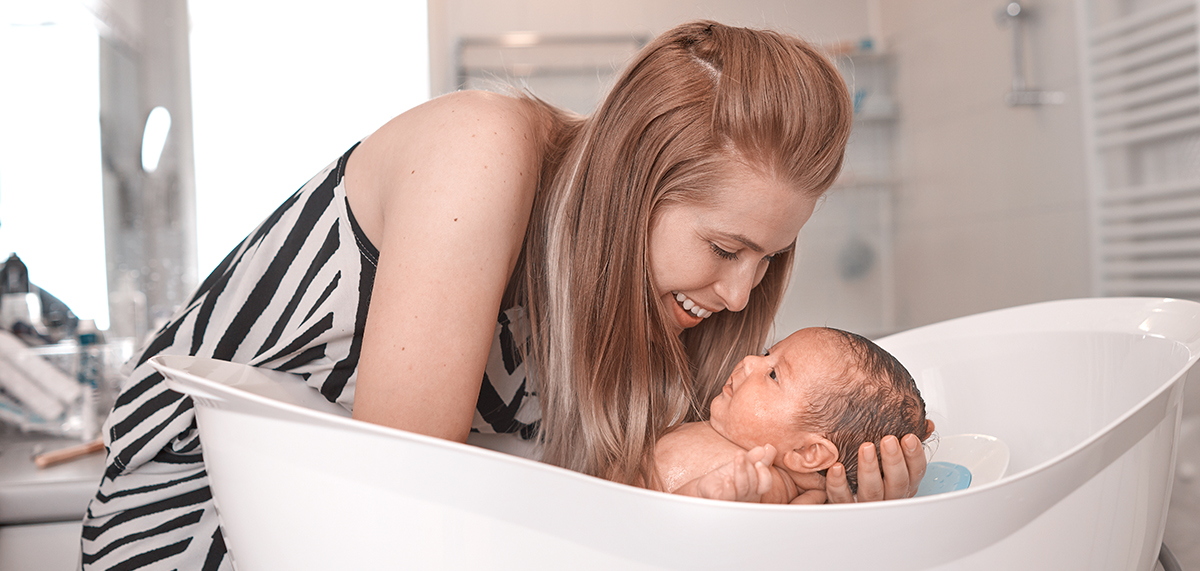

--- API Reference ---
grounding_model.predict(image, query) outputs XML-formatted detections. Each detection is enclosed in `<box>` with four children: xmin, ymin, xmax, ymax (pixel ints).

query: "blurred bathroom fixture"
<box><xmin>997</xmin><ymin>2</ymin><xmax>1066</xmax><ymax>106</ymax></box>
<box><xmin>457</xmin><ymin>32</ymin><xmax>647</xmax><ymax>114</ymax></box>
<box><xmin>1080</xmin><ymin>0</ymin><xmax>1200</xmax><ymax>301</ymax></box>
<box><xmin>838</xmin><ymin>236</ymin><xmax>877</xmax><ymax>281</ymax></box>
<box><xmin>99</xmin><ymin>0</ymin><xmax>198</xmax><ymax>332</ymax></box>
<box><xmin>140</xmin><ymin>106</ymin><xmax>171</xmax><ymax>173</ymax></box>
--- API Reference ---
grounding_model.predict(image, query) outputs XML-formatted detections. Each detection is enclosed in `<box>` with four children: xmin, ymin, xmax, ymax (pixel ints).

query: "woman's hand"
<box><xmin>826</xmin><ymin>434</ymin><xmax>928</xmax><ymax>503</ymax></box>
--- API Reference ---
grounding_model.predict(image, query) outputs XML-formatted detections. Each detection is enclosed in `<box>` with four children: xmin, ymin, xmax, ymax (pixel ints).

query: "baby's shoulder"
<box><xmin>657</xmin><ymin>422</ymin><xmax>727</xmax><ymax>450</ymax></box>
<box><xmin>655</xmin><ymin>423</ymin><xmax>744</xmax><ymax>477</ymax></box>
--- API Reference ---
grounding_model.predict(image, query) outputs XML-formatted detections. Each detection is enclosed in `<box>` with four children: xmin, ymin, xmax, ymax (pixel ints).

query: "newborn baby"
<box><xmin>654</xmin><ymin>327</ymin><xmax>932</xmax><ymax>503</ymax></box>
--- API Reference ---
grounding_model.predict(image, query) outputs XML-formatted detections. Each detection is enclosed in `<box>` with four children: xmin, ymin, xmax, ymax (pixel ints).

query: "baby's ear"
<box><xmin>782</xmin><ymin>435</ymin><xmax>838</xmax><ymax>473</ymax></box>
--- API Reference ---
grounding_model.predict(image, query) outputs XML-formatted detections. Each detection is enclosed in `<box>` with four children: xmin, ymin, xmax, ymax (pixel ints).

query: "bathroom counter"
<box><xmin>0</xmin><ymin>434</ymin><xmax>104</xmax><ymax>524</ymax></box>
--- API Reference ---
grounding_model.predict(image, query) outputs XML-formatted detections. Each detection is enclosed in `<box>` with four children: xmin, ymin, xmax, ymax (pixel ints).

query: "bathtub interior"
<box><xmin>884</xmin><ymin>330</ymin><xmax>1192</xmax><ymax>475</ymax></box>
<box><xmin>154</xmin><ymin>297</ymin><xmax>1200</xmax><ymax>570</ymax></box>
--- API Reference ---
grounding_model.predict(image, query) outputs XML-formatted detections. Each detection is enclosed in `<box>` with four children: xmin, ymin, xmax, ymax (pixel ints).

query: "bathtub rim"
<box><xmin>153</xmin><ymin>295</ymin><xmax>1200</xmax><ymax>514</ymax></box>
<box><xmin>873</xmin><ymin>296</ymin><xmax>1199</xmax><ymax>498</ymax></box>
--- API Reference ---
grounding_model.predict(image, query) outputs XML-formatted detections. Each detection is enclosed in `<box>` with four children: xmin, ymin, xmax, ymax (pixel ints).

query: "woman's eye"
<box><xmin>710</xmin><ymin>243</ymin><xmax>738</xmax><ymax>261</ymax></box>
<box><xmin>769</xmin><ymin>369</ymin><xmax>777</xmax><ymax>380</ymax></box>
<box><xmin>763</xmin><ymin>349</ymin><xmax>770</xmax><ymax>356</ymax></box>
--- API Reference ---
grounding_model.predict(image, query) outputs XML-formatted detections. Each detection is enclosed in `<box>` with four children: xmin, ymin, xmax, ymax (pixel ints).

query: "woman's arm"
<box><xmin>346</xmin><ymin>91</ymin><xmax>543</xmax><ymax>442</ymax></box>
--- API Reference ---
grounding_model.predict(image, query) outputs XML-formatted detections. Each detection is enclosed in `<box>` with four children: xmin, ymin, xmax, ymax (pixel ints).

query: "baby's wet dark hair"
<box><xmin>797</xmin><ymin>328</ymin><xmax>930</xmax><ymax>494</ymax></box>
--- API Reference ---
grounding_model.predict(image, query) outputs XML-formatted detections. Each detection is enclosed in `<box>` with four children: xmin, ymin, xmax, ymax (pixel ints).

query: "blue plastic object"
<box><xmin>915</xmin><ymin>461</ymin><xmax>973</xmax><ymax>497</ymax></box>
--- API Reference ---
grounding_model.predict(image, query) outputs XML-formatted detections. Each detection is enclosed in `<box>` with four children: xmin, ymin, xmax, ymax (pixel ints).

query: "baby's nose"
<box><xmin>740</xmin><ymin>354</ymin><xmax>768</xmax><ymax>377</ymax></box>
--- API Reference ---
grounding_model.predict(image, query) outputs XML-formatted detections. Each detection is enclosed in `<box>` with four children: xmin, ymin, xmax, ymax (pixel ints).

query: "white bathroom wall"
<box><xmin>429</xmin><ymin>0</ymin><xmax>873</xmax><ymax>100</ymax></box>
<box><xmin>430</xmin><ymin>0</ymin><xmax>887</xmax><ymax>340</ymax></box>
<box><xmin>430</xmin><ymin>1</ymin><xmax>1094</xmax><ymax>335</ymax></box>
<box><xmin>878</xmin><ymin>1</ymin><xmax>1093</xmax><ymax>329</ymax></box>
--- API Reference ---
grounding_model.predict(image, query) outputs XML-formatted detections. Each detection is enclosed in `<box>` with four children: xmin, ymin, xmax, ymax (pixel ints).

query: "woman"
<box><xmin>83</xmin><ymin>21</ymin><xmax>928</xmax><ymax>570</ymax></box>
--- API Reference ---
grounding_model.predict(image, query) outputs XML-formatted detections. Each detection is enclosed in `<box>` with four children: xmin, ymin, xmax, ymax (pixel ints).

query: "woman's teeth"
<box><xmin>674</xmin><ymin>292</ymin><xmax>713</xmax><ymax>318</ymax></box>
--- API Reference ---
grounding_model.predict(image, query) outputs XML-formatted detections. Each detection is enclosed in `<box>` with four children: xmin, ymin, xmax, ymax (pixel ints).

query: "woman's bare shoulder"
<box><xmin>346</xmin><ymin>90</ymin><xmax>545</xmax><ymax>243</ymax></box>
<box><xmin>372</xmin><ymin>90</ymin><xmax>543</xmax><ymax>154</ymax></box>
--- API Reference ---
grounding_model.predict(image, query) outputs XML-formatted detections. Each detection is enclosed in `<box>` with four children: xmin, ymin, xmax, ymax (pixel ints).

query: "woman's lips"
<box><xmin>669</xmin><ymin>291</ymin><xmax>714</xmax><ymax>329</ymax></box>
<box><xmin>670</xmin><ymin>297</ymin><xmax>703</xmax><ymax>329</ymax></box>
<box><xmin>674</xmin><ymin>292</ymin><xmax>713</xmax><ymax>318</ymax></box>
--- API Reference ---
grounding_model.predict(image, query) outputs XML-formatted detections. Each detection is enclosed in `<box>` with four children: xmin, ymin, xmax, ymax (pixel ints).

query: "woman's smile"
<box><xmin>648</xmin><ymin>161</ymin><xmax>817</xmax><ymax>333</ymax></box>
<box><xmin>674</xmin><ymin>291</ymin><xmax>714</xmax><ymax>318</ymax></box>
<box><xmin>669</xmin><ymin>291</ymin><xmax>715</xmax><ymax>330</ymax></box>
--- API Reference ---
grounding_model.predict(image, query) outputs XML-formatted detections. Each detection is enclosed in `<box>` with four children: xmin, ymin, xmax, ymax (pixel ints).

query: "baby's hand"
<box><xmin>695</xmin><ymin>444</ymin><xmax>777</xmax><ymax>502</ymax></box>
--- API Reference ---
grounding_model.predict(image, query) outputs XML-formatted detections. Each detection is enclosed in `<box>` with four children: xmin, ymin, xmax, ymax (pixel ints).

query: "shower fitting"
<box><xmin>997</xmin><ymin>2</ymin><xmax>1065</xmax><ymax>106</ymax></box>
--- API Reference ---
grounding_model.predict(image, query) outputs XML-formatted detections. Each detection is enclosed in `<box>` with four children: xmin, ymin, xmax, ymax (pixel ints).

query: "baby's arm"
<box><xmin>672</xmin><ymin>445</ymin><xmax>782</xmax><ymax>503</ymax></box>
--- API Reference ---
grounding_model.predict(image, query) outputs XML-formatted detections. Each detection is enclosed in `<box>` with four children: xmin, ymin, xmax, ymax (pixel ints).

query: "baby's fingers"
<box><xmin>745</xmin><ymin>444</ymin><xmax>776</xmax><ymax>466</ymax></box>
<box><xmin>754</xmin><ymin>458</ymin><xmax>774</xmax><ymax>496</ymax></box>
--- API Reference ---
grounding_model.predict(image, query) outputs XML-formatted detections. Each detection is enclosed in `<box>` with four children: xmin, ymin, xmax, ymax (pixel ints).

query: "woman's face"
<box><xmin>648</xmin><ymin>163</ymin><xmax>817</xmax><ymax>332</ymax></box>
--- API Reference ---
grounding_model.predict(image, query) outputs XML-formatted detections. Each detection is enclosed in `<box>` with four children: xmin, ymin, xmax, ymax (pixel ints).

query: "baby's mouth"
<box><xmin>672</xmin><ymin>292</ymin><xmax>713</xmax><ymax>319</ymax></box>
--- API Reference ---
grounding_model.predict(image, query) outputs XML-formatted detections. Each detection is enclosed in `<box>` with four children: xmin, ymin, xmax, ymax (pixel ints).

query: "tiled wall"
<box><xmin>878</xmin><ymin>1</ymin><xmax>1093</xmax><ymax>330</ymax></box>
<box><xmin>430</xmin><ymin>0</ymin><xmax>1095</xmax><ymax>333</ymax></box>
<box><xmin>429</xmin><ymin>0</ymin><xmax>873</xmax><ymax>98</ymax></box>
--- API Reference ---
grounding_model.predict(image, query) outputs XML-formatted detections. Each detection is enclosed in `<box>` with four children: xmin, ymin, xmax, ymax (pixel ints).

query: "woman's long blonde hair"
<box><xmin>514</xmin><ymin>21</ymin><xmax>853</xmax><ymax>484</ymax></box>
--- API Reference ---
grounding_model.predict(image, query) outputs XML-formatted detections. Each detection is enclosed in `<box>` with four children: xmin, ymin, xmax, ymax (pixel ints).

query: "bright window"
<box><xmin>0</xmin><ymin>3</ymin><xmax>106</xmax><ymax>328</ymax></box>
<box><xmin>188</xmin><ymin>0</ymin><xmax>431</xmax><ymax>276</ymax></box>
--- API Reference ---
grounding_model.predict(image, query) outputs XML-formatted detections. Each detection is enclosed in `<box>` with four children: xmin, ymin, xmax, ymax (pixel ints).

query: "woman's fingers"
<box><xmin>855</xmin><ymin>442</ymin><xmax>885</xmax><ymax>502</ymax></box>
<box><xmin>829</xmin><ymin>434</ymin><xmax>930</xmax><ymax>503</ymax></box>
<box><xmin>901</xmin><ymin>433</ymin><xmax>928</xmax><ymax>497</ymax></box>
<box><xmin>879</xmin><ymin>435</ymin><xmax>911</xmax><ymax>500</ymax></box>
<box><xmin>825</xmin><ymin>463</ymin><xmax>855</xmax><ymax>503</ymax></box>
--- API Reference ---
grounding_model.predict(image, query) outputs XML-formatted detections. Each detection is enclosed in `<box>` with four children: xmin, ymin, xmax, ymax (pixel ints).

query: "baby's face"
<box><xmin>709</xmin><ymin>328</ymin><xmax>843</xmax><ymax>452</ymax></box>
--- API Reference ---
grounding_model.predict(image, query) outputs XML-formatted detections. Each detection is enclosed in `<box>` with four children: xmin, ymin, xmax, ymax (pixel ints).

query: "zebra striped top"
<box><xmin>82</xmin><ymin>144</ymin><xmax>541</xmax><ymax>570</ymax></box>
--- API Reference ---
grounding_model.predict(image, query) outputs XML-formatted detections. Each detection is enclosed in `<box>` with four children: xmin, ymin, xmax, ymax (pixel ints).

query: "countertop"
<box><xmin>0</xmin><ymin>433</ymin><xmax>105</xmax><ymax>524</ymax></box>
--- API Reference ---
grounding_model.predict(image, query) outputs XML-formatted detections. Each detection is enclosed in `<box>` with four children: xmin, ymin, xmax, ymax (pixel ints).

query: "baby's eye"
<box><xmin>763</xmin><ymin>349</ymin><xmax>770</xmax><ymax>356</ymax></box>
<box><xmin>769</xmin><ymin>369</ymin><xmax>777</xmax><ymax>380</ymax></box>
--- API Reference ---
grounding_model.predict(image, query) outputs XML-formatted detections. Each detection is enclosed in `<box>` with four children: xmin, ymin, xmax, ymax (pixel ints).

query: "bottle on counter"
<box><xmin>108</xmin><ymin>270</ymin><xmax>148</xmax><ymax>343</ymax></box>
<box><xmin>76</xmin><ymin>319</ymin><xmax>103</xmax><ymax>442</ymax></box>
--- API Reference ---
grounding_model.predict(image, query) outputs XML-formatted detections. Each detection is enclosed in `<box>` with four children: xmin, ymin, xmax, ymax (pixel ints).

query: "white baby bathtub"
<box><xmin>153</xmin><ymin>297</ymin><xmax>1200</xmax><ymax>570</ymax></box>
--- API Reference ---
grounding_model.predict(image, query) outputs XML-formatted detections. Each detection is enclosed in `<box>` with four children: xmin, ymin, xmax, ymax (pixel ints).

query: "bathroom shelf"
<box><xmin>776</xmin><ymin>51</ymin><xmax>898</xmax><ymax>339</ymax></box>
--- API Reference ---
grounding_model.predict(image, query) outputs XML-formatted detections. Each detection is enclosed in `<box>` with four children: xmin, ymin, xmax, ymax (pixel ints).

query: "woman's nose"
<box><xmin>714</xmin><ymin>263</ymin><xmax>759</xmax><ymax>312</ymax></box>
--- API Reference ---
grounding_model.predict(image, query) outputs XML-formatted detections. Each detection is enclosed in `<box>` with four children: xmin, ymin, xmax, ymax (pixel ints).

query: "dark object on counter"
<box><xmin>32</xmin><ymin>284</ymin><xmax>79</xmax><ymax>339</ymax></box>
<box><xmin>2</xmin><ymin>254</ymin><xmax>29</xmax><ymax>294</ymax></box>
<box><xmin>1</xmin><ymin>254</ymin><xmax>79</xmax><ymax>343</ymax></box>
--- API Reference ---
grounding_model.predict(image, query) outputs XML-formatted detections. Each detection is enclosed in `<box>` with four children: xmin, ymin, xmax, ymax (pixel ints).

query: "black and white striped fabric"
<box><xmin>81</xmin><ymin>144</ymin><xmax>540</xmax><ymax>570</ymax></box>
